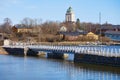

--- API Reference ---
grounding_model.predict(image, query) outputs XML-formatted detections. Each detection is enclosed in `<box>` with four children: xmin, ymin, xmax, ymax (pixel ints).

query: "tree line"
<box><xmin>0</xmin><ymin>17</ymin><xmax>111</xmax><ymax>42</ymax></box>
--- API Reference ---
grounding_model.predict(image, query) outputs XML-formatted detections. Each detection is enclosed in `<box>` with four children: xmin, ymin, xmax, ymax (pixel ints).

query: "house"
<box><xmin>105</xmin><ymin>31</ymin><xmax>120</xmax><ymax>41</ymax></box>
<box><xmin>12</xmin><ymin>25</ymin><xmax>41</xmax><ymax>33</ymax></box>
<box><xmin>86</xmin><ymin>32</ymin><xmax>99</xmax><ymax>40</ymax></box>
<box><xmin>59</xmin><ymin>31</ymin><xmax>86</xmax><ymax>41</ymax></box>
<box><xmin>96</xmin><ymin>25</ymin><xmax>120</xmax><ymax>35</ymax></box>
<box><xmin>60</xmin><ymin>26</ymin><xmax>67</xmax><ymax>32</ymax></box>
<box><xmin>17</xmin><ymin>27</ymin><xmax>33</xmax><ymax>33</ymax></box>
<box><xmin>12</xmin><ymin>26</ymin><xmax>33</xmax><ymax>33</ymax></box>
<box><xmin>12</xmin><ymin>26</ymin><xmax>18</xmax><ymax>33</ymax></box>
<box><xmin>4</xmin><ymin>39</ymin><xmax>12</xmax><ymax>46</ymax></box>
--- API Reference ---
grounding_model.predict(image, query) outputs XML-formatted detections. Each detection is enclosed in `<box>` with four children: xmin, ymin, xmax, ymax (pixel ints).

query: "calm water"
<box><xmin>0</xmin><ymin>55</ymin><xmax>120</xmax><ymax>80</ymax></box>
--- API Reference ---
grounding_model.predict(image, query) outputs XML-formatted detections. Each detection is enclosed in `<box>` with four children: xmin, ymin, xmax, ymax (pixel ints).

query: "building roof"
<box><xmin>100</xmin><ymin>25</ymin><xmax>120</xmax><ymax>29</ymax></box>
<box><xmin>87</xmin><ymin>32</ymin><xmax>95</xmax><ymax>35</ymax></box>
<box><xmin>17</xmin><ymin>27</ymin><xmax>32</xmax><ymax>29</ymax></box>
<box><xmin>60</xmin><ymin>26</ymin><xmax>67</xmax><ymax>32</ymax></box>
<box><xmin>59</xmin><ymin>31</ymin><xmax>86</xmax><ymax>36</ymax></box>
<box><xmin>105</xmin><ymin>31</ymin><xmax>120</xmax><ymax>35</ymax></box>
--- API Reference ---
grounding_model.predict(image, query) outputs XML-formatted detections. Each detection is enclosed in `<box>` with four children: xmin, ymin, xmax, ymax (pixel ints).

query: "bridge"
<box><xmin>4</xmin><ymin>44</ymin><xmax>120</xmax><ymax>57</ymax></box>
<box><xmin>2</xmin><ymin>41</ymin><xmax>120</xmax><ymax>66</ymax></box>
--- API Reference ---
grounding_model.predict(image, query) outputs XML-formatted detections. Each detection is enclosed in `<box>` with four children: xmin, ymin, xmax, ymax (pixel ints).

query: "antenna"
<box><xmin>99</xmin><ymin>12</ymin><xmax>103</xmax><ymax>54</ymax></box>
<box><xmin>99</xmin><ymin>12</ymin><xmax>102</xmax><ymax>36</ymax></box>
<box><xmin>99</xmin><ymin>12</ymin><xmax>101</xmax><ymax>25</ymax></box>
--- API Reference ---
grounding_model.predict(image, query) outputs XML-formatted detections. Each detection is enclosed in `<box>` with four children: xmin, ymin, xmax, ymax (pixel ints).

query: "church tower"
<box><xmin>65</xmin><ymin>6</ymin><xmax>75</xmax><ymax>22</ymax></box>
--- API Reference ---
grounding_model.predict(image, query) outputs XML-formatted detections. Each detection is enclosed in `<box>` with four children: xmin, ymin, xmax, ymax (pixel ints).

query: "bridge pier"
<box><xmin>74</xmin><ymin>53</ymin><xmax>120</xmax><ymax>66</ymax></box>
<box><xmin>3</xmin><ymin>47</ymin><xmax>24</xmax><ymax>56</ymax></box>
<box><xmin>74</xmin><ymin>53</ymin><xmax>85</xmax><ymax>63</ymax></box>
<box><xmin>24</xmin><ymin>47</ymin><xmax>38</xmax><ymax>56</ymax></box>
<box><xmin>47</xmin><ymin>52</ymin><xmax>64</xmax><ymax>59</ymax></box>
<box><xmin>74</xmin><ymin>53</ymin><xmax>100</xmax><ymax>64</ymax></box>
<box><xmin>24</xmin><ymin>47</ymin><xmax>29</xmax><ymax>56</ymax></box>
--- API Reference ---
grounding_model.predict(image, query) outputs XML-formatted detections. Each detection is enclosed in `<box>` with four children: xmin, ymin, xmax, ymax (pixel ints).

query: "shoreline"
<box><xmin>0</xmin><ymin>47</ymin><xmax>8</xmax><ymax>55</ymax></box>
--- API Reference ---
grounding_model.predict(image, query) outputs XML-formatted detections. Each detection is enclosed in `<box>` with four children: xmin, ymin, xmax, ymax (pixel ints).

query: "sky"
<box><xmin>0</xmin><ymin>0</ymin><xmax>120</xmax><ymax>25</ymax></box>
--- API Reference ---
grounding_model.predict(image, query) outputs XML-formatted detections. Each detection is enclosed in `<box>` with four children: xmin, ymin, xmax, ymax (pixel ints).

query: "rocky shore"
<box><xmin>0</xmin><ymin>47</ymin><xmax>8</xmax><ymax>55</ymax></box>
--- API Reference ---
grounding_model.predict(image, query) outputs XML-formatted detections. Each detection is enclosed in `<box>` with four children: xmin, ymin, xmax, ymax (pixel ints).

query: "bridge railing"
<box><xmin>5</xmin><ymin>42</ymin><xmax>120</xmax><ymax>57</ymax></box>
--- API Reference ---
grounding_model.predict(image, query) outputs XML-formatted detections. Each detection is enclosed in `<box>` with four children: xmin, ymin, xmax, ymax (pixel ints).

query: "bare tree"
<box><xmin>21</xmin><ymin>17</ymin><xmax>34</xmax><ymax>27</ymax></box>
<box><xmin>0</xmin><ymin>18</ymin><xmax>12</xmax><ymax>33</ymax></box>
<box><xmin>41</xmin><ymin>21</ymin><xmax>60</xmax><ymax>34</ymax></box>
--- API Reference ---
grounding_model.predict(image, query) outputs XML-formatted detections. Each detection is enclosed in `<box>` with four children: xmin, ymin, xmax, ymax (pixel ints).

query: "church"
<box><xmin>59</xmin><ymin>6</ymin><xmax>86</xmax><ymax>41</ymax></box>
<box><xmin>65</xmin><ymin>6</ymin><xmax>75</xmax><ymax>23</ymax></box>
<box><xmin>60</xmin><ymin>6</ymin><xmax>78</xmax><ymax>32</ymax></box>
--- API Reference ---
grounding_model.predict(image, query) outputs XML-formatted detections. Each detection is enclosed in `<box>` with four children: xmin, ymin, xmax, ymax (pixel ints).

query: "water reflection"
<box><xmin>0</xmin><ymin>55</ymin><xmax>120</xmax><ymax>80</ymax></box>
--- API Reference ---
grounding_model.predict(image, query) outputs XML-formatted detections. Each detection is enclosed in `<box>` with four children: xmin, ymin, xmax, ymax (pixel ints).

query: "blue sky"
<box><xmin>0</xmin><ymin>0</ymin><xmax>120</xmax><ymax>25</ymax></box>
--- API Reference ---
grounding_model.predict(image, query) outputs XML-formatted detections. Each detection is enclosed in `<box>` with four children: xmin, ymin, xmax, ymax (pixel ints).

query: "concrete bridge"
<box><xmin>4</xmin><ymin>44</ymin><xmax>120</xmax><ymax>57</ymax></box>
<box><xmin>2</xmin><ymin>41</ymin><xmax>120</xmax><ymax>66</ymax></box>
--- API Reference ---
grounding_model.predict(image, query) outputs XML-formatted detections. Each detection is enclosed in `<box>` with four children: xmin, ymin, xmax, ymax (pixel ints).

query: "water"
<box><xmin>0</xmin><ymin>55</ymin><xmax>120</xmax><ymax>80</ymax></box>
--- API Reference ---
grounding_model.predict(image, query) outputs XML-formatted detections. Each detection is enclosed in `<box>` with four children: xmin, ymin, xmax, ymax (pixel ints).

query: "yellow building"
<box><xmin>17</xmin><ymin>28</ymin><xmax>33</xmax><ymax>33</ymax></box>
<box><xmin>86</xmin><ymin>32</ymin><xmax>98</xmax><ymax>40</ymax></box>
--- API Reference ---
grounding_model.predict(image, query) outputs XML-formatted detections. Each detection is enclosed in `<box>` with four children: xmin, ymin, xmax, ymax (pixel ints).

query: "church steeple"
<box><xmin>65</xmin><ymin>6</ymin><xmax>75</xmax><ymax>22</ymax></box>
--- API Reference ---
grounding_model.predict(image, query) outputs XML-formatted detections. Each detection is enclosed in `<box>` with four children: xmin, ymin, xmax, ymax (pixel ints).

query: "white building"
<box><xmin>4</xmin><ymin>39</ymin><xmax>12</xmax><ymax>46</ymax></box>
<box><xmin>60</xmin><ymin>26</ymin><xmax>67</xmax><ymax>32</ymax></box>
<box><xmin>65</xmin><ymin>6</ymin><xmax>75</xmax><ymax>22</ymax></box>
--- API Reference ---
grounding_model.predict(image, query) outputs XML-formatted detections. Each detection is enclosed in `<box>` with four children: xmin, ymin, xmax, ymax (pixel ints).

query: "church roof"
<box><xmin>67</xmin><ymin>6</ymin><xmax>73</xmax><ymax>13</ymax></box>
